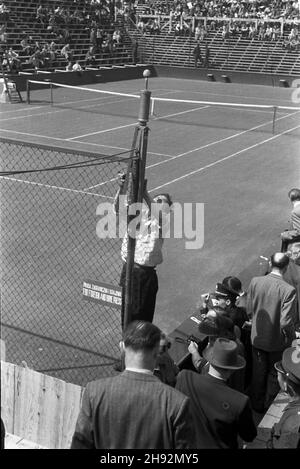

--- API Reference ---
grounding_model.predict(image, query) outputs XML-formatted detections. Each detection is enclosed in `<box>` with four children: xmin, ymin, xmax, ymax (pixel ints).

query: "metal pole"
<box><xmin>273</xmin><ymin>106</ymin><xmax>277</xmax><ymax>134</ymax></box>
<box><xmin>26</xmin><ymin>80</ymin><xmax>30</xmax><ymax>104</ymax></box>
<box><xmin>123</xmin><ymin>70</ymin><xmax>152</xmax><ymax>330</ymax></box>
<box><xmin>50</xmin><ymin>82</ymin><xmax>53</xmax><ymax>106</ymax></box>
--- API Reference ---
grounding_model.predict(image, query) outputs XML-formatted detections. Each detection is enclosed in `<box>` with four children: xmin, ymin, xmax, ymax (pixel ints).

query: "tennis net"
<box><xmin>26</xmin><ymin>79</ymin><xmax>300</xmax><ymax>133</ymax></box>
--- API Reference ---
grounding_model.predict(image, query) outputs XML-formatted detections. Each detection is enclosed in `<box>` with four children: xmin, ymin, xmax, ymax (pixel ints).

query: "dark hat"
<box><xmin>203</xmin><ymin>337</ymin><xmax>246</xmax><ymax>370</ymax></box>
<box><xmin>222</xmin><ymin>276</ymin><xmax>242</xmax><ymax>296</ymax></box>
<box><xmin>215</xmin><ymin>283</ymin><xmax>234</xmax><ymax>299</ymax></box>
<box><xmin>274</xmin><ymin>346</ymin><xmax>300</xmax><ymax>384</ymax></box>
<box><xmin>198</xmin><ymin>314</ymin><xmax>235</xmax><ymax>339</ymax></box>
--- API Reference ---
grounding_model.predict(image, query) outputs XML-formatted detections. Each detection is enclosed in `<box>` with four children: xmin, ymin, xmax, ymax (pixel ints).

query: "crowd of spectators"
<box><xmin>104</xmin><ymin>182</ymin><xmax>299</xmax><ymax>449</ymax></box>
<box><xmin>131</xmin><ymin>0</ymin><xmax>299</xmax><ymax>41</ymax></box>
<box><xmin>137</xmin><ymin>0</ymin><xmax>300</xmax><ymax>20</ymax></box>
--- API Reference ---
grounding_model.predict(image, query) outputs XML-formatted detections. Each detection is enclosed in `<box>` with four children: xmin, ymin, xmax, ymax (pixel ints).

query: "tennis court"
<box><xmin>1</xmin><ymin>75</ymin><xmax>300</xmax><ymax>385</ymax></box>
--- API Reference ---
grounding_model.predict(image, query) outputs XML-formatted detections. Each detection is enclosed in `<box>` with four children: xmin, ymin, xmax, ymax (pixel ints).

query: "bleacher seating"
<box><xmin>120</xmin><ymin>15</ymin><xmax>300</xmax><ymax>76</ymax></box>
<box><xmin>1</xmin><ymin>0</ymin><xmax>299</xmax><ymax>77</ymax></box>
<box><xmin>1</xmin><ymin>0</ymin><xmax>133</xmax><ymax>73</ymax></box>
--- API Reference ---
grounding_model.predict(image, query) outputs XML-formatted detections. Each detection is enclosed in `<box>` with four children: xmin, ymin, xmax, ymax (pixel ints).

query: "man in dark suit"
<box><xmin>247</xmin><ymin>252</ymin><xmax>297</xmax><ymax>413</ymax></box>
<box><xmin>71</xmin><ymin>321</ymin><xmax>195</xmax><ymax>449</ymax></box>
<box><xmin>176</xmin><ymin>338</ymin><xmax>257</xmax><ymax>449</ymax></box>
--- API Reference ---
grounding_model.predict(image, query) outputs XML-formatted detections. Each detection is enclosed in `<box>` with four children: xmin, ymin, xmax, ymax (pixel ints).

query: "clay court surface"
<box><xmin>1</xmin><ymin>76</ymin><xmax>299</xmax><ymax>384</ymax></box>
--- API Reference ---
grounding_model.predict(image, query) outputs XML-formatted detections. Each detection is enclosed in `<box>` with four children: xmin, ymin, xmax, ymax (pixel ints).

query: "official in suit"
<box><xmin>176</xmin><ymin>338</ymin><xmax>257</xmax><ymax>449</ymax></box>
<box><xmin>71</xmin><ymin>321</ymin><xmax>195</xmax><ymax>449</ymax></box>
<box><xmin>247</xmin><ymin>253</ymin><xmax>297</xmax><ymax>413</ymax></box>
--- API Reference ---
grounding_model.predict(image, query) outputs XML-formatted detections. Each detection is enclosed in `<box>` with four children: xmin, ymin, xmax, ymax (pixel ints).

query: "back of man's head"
<box><xmin>123</xmin><ymin>321</ymin><xmax>161</xmax><ymax>352</ymax></box>
<box><xmin>288</xmin><ymin>188</ymin><xmax>300</xmax><ymax>202</ymax></box>
<box><xmin>270</xmin><ymin>252</ymin><xmax>290</xmax><ymax>271</ymax></box>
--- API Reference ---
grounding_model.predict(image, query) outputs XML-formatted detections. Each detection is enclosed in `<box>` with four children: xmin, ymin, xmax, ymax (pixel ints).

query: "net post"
<box><xmin>50</xmin><ymin>82</ymin><xmax>53</xmax><ymax>106</ymax></box>
<box><xmin>272</xmin><ymin>106</ymin><xmax>277</xmax><ymax>134</ymax></box>
<box><xmin>123</xmin><ymin>70</ymin><xmax>152</xmax><ymax>331</ymax></box>
<box><xmin>26</xmin><ymin>80</ymin><xmax>30</xmax><ymax>104</ymax></box>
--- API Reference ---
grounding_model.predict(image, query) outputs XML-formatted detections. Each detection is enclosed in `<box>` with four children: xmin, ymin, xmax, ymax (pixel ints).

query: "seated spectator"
<box><xmin>40</xmin><ymin>44</ymin><xmax>51</xmax><ymax>69</ymax></box>
<box><xmin>28</xmin><ymin>48</ymin><xmax>44</xmax><ymax>70</ymax></box>
<box><xmin>0</xmin><ymin>2</ymin><xmax>9</xmax><ymax>23</ymax></box>
<box><xmin>49</xmin><ymin>41</ymin><xmax>56</xmax><ymax>65</ymax></box>
<box><xmin>61</xmin><ymin>43</ymin><xmax>73</xmax><ymax>63</ymax></box>
<box><xmin>149</xmin><ymin>19</ymin><xmax>160</xmax><ymax>35</ymax></box>
<box><xmin>96</xmin><ymin>27</ymin><xmax>104</xmax><ymax>50</ymax></box>
<box><xmin>0</xmin><ymin>23</ymin><xmax>7</xmax><ymax>44</ymax></box>
<box><xmin>264</xmin><ymin>25</ymin><xmax>273</xmax><ymax>40</ymax></box>
<box><xmin>289</xmin><ymin>38</ymin><xmax>299</xmax><ymax>51</ymax></box>
<box><xmin>72</xmin><ymin>60</ymin><xmax>82</xmax><ymax>72</ymax></box>
<box><xmin>249</xmin><ymin>24</ymin><xmax>257</xmax><ymax>39</ymax></box>
<box><xmin>19</xmin><ymin>35</ymin><xmax>34</xmax><ymax>56</ymax></box>
<box><xmin>6</xmin><ymin>47</ymin><xmax>22</xmax><ymax>72</ymax></box>
<box><xmin>137</xmin><ymin>18</ymin><xmax>145</xmax><ymax>33</ymax></box>
<box><xmin>112</xmin><ymin>28</ymin><xmax>122</xmax><ymax>44</ymax></box>
<box><xmin>84</xmin><ymin>48</ymin><xmax>96</xmax><ymax>67</ymax></box>
<box><xmin>194</xmin><ymin>24</ymin><xmax>201</xmax><ymax>41</ymax></box>
<box><xmin>66</xmin><ymin>61</ymin><xmax>73</xmax><ymax>71</ymax></box>
<box><xmin>271</xmin><ymin>25</ymin><xmax>280</xmax><ymax>41</ymax></box>
<box><xmin>36</xmin><ymin>4</ymin><xmax>48</xmax><ymax>26</ymax></box>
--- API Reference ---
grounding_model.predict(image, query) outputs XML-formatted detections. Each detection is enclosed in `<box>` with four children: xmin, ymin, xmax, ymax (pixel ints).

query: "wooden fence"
<box><xmin>1</xmin><ymin>360</ymin><xmax>84</xmax><ymax>449</ymax></box>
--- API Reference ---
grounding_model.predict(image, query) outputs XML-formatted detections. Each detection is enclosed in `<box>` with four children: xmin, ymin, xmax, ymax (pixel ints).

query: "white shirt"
<box><xmin>126</xmin><ymin>367</ymin><xmax>153</xmax><ymax>375</ymax></box>
<box><xmin>121</xmin><ymin>201</ymin><xmax>165</xmax><ymax>267</ymax></box>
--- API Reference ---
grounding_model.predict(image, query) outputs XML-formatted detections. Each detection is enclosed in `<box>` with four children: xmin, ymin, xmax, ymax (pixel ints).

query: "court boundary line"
<box><xmin>0</xmin><ymin>176</ymin><xmax>114</xmax><ymax>199</ymax></box>
<box><xmin>84</xmin><ymin>109</ymin><xmax>299</xmax><ymax>191</ymax></box>
<box><xmin>149</xmin><ymin>122</ymin><xmax>300</xmax><ymax>192</ymax></box>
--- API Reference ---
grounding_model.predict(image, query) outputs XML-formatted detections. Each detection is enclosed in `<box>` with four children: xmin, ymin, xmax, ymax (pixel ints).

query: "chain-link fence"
<box><xmin>0</xmin><ymin>137</ymin><xmax>134</xmax><ymax>386</ymax></box>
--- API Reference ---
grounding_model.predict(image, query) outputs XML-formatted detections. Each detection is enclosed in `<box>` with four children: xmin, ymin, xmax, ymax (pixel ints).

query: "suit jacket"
<box><xmin>71</xmin><ymin>370</ymin><xmax>195</xmax><ymax>449</ymax></box>
<box><xmin>247</xmin><ymin>273</ymin><xmax>297</xmax><ymax>351</ymax></box>
<box><xmin>175</xmin><ymin>370</ymin><xmax>257</xmax><ymax>449</ymax></box>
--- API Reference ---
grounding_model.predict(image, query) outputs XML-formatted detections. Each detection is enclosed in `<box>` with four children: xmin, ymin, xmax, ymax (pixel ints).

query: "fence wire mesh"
<box><xmin>0</xmin><ymin>137</ymin><xmax>133</xmax><ymax>386</ymax></box>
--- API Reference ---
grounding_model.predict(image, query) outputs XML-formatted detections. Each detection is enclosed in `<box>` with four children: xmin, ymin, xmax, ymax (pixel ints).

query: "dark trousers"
<box><xmin>250</xmin><ymin>347</ymin><xmax>282</xmax><ymax>413</ymax></box>
<box><xmin>120</xmin><ymin>263</ymin><xmax>158</xmax><ymax>329</ymax></box>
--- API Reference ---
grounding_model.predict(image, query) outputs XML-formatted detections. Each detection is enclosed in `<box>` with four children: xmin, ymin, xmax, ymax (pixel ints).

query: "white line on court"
<box><xmin>155</xmin><ymin>81</ymin><xmax>297</xmax><ymax>105</ymax></box>
<box><xmin>67</xmin><ymin>105</ymin><xmax>210</xmax><ymax>140</ymax></box>
<box><xmin>149</xmin><ymin>123</ymin><xmax>300</xmax><ymax>192</ymax></box>
<box><xmin>0</xmin><ymin>176</ymin><xmax>114</xmax><ymax>199</ymax></box>
<box><xmin>84</xmin><ymin>109</ymin><xmax>299</xmax><ymax>191</ymax></box>
<box><xmin>0</xmin><ymin>128</ymin><xmax>173</xmax><ymax>158</ymax></box>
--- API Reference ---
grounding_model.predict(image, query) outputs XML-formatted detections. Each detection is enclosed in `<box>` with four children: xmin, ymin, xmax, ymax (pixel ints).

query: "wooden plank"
<box><xmin>60</xmin><ymin>382</ymin><xmax>84</xmax><ymax>449</ymax></box>
<box><xmin>5</xmin><ymin>433</ymin><xmax>47</xmax><ymax>449</ymax></box>
<box><xmin>13</xmin><ymin>364</ymin><xmax>44</xmax><ymax>444</ymax></box>
<box><xmin>0</xmin><ymin>361</ymin><xmax>15</xmax><ymax>433</ymax></box>
<box><xmin>2</xmin><ymin>362</ymin><xmax>84</xmax><ymax>448</ymax></box>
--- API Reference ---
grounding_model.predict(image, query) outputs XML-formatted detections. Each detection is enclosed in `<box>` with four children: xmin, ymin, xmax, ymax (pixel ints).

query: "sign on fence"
<box><xmin>83</xmin><ymin>279</ymin><xmax>122</xmax><ymax>308</ymax></box>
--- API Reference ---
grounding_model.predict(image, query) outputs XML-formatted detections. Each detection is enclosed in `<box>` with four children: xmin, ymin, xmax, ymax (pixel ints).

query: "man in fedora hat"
<box><xmin>268</xmin><ymin>345</ymin><xmax>300</xmax><ymax>448</ymax></box>
<box><xmin>176</xmin><ymin>338</ymin><xmax>257</xmax><ymax>448</ymax></box>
